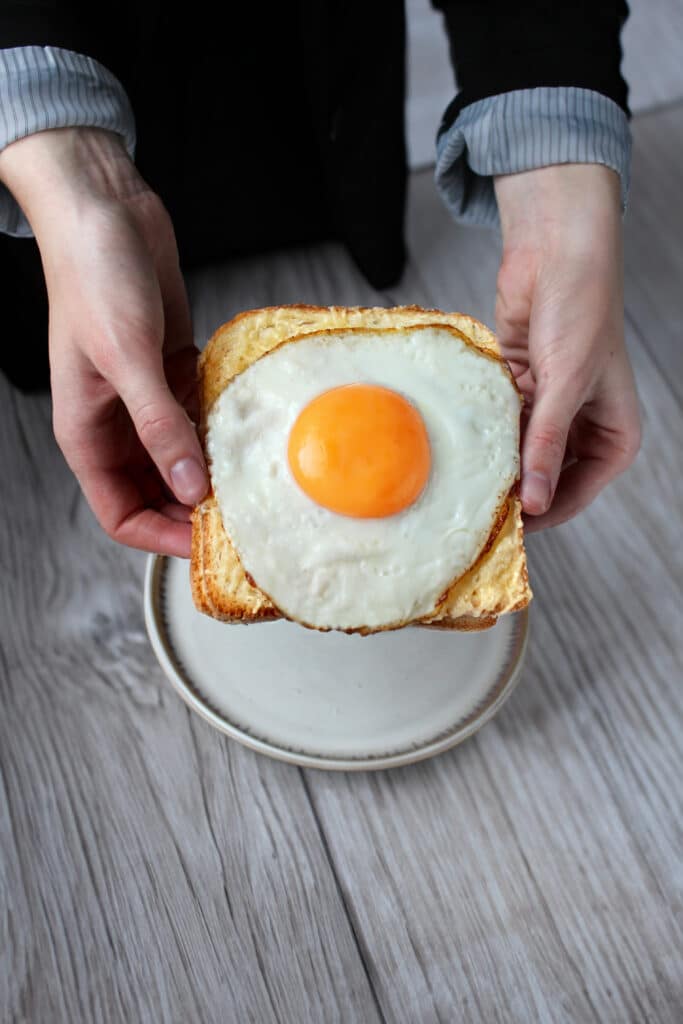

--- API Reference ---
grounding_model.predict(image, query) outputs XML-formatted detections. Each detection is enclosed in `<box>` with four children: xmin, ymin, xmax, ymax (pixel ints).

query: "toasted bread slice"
<box><xmin>191</xmin><ymin>305</ymin><xmax>532</xmax><ymax>631</ymax></box>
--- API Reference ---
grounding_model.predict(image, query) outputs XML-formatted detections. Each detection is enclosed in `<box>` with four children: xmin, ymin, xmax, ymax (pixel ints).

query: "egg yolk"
<box><xmin>287</xmin><ymin>384</ymin><xmax>431</xmax><ymax>517</ymax></box>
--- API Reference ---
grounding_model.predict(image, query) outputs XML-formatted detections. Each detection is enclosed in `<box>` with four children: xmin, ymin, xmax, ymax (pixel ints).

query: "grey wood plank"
<box><xmin>187</xmin><ymin>240</ymin><xmax>385</xmax><ymax>351</ymax></box>
<box><xmin>622</xmin><ymin>0</ymin><xmax>683</xmax><ymax>114</ymax></box>
<box><xmin>0</xmin><ymin>384</ymin><xmax>381</xmax><ymax>1023</ymax></box>
<box><xmin>187</xmin><ymin>168</ymin><xmax>683</xmax><ymax>1021</ymax></box>
<box><xmin>624</xmin><ymin>103</ymin><xmax>683</xmax><ymax>402</ymax></box>
<box><xmin>404</xmin><ymin>0</ymin><xmax>683</xmax><ymax>174</ymax></box>
<box><xmin>4</xmin><ymin>102</ymin><xmax>682</xmax><ymax>1023</ymax></box>
<box><xmin>405</xmin><ymin>0</ymin><xmax>454</xmax><ymax>169</ymax></box>
<box><xmin>289</xmin><ymin>172</ymin><xmax>683</xmax><ymax>1022</ymax></box>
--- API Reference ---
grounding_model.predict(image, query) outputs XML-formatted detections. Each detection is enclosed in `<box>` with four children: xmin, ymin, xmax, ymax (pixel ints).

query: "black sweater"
<box><xmin>0</xmin><ymin>1</ymin><xmax>629</xmax><ymax>287</ymax></box>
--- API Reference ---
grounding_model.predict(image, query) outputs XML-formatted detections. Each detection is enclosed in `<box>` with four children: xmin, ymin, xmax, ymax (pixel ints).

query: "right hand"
<box><xmin>0</xmin><ymin>127</ymin><xmax>208</xmax><ymax>556</ymax></box>
<box><xmin>494</xmin><ymin>164</ymin><xmax>641</xmax><ymax>532</ymax></box>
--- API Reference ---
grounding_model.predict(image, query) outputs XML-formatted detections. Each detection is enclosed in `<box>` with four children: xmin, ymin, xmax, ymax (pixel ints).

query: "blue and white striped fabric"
<box><xmin>435</xmin><ymin>86</ymin><xmax>631</xmax><ymax>227</ymax></box>
<box><xmin>0</xmin><ymin>46</ymin><xmax>135</xmax><ymax>236</ymax></box>
<box><xmin>0</xmin><ymin>48</ymin><xmax>631</xmax><ymax>238</ymax></box>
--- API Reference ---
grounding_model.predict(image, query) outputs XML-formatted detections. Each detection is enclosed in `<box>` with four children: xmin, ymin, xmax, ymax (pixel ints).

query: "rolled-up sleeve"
<box><xmin>435</xmin><ymin>86</ymin><xmax>631</xmax><ymax>227</ymax></box>
<box><xmin>432</xmin><ymin>0</ymin><xmax>631</xmax><ymax>226</ymax></box>
<box><xmin>0</xmin><ymin>45</ymin><xmax>135</xmax><ymax>235</ymax></box>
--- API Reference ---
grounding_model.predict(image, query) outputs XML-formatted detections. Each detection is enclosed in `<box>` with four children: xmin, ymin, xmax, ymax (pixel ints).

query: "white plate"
<box><xmin>144</xmin><ymin>555</ymin><xmax>529</xmax><ymax>771</ymax></box>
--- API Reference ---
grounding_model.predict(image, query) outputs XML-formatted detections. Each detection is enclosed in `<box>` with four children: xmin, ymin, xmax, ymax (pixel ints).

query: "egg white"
<box><xmin>207</xmin><ymin>327</ymin><xmax>521</xmax><ymax>631</ymax></box>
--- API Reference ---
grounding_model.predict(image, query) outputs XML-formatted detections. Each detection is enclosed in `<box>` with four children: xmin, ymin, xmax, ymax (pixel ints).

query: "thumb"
<box><xmin>117</xmin><ymin>358</ymin><xmax>209</xmax><ymax>506</ymax></box>
<box><xmin>521</xmin><ymin>378</ymin><xmax>581</xmax><ymax>516</ymax></box>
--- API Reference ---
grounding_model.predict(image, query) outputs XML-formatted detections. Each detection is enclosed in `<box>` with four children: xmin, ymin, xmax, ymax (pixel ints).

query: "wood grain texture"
<box><xmin>622</xmin><ymin>0</ymin><xmax>683</xmax><ymax>114</ymax></box>
<box><xmin>186</xmin><ymin>147</ymin><xmax>683</xmax><ymax>1021</ymax></box>
<box><xmin>624</xmin><ymin>105</ymin><xmax>683</xmax><ymax>401</ymax></box>
<box><xmin>287</xmin><ymin>165</ymin><xmax>683</xmax><ymax>1023</ymax></box>
<box><xmin>304</xmin><ymin>352</ymin><xmax>683</xmax><ymax>1023</ymax></box>
<box><xmin>404</xmin><ymin>0</ymin><xmax>683</xmax><ymax>174</ymax></box>
<box><xmin>0</xmin><ymin>384</ymin><xmax>380</xmax><ymax>1023</ymax></box>
<box><xmin>3</xmin><ymin>69</ymin><xmax>683</xmax><ymax>1024</ymax></box>
<box><xmin>405</xmin><ymin>0</ymin><xmax>454</xmax><ymax>168</ymax></box>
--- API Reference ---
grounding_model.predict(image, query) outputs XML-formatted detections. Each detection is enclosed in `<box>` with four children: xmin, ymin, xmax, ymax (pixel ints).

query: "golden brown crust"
<box><xmin>191</xmin><ymin>491</ymin><xmax>530</xmax><ymax>631</ymax></box>
<box><xmin>433</xmin><ymin>489</ymin><xmax>513</xmax><ymax>611</ymax></box>
<box><xmin>191</xmin><ymin>304</ymin><xmax>532</xmax><ymax>630</ymax></box>
<box><xmin>423</xmin><ymin>495</ymin><xmax>531</xmax><ymax>626</ymax></box>
<box><xmin>197</xmin><ymin>304</ymin><xmax>513</xmax><ymax>416</ymax></box>
<box><xmin>420</xmin><ymin>614</ymin><xmax>499</xmax><ymax>632</ymax></box>
<box><xmin>189</xmin><ymin>504</ymin><xmax>211</xmax><ymax>615</ymax></box>
<box><xmin>193</xmin><ymin>498</ymin><xmax>279</xmax><ymax>622</ymax></box>
<box><xmin>252</xmin><ymin>321</ymin><xmax>508</xmax><ymax>374</ymax></box>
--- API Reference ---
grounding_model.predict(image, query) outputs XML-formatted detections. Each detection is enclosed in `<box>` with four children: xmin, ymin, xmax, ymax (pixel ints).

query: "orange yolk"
<box><xmin>287</xmin><ymin>384</ymin><xmax>431</xmax><ymax>518</ymax></box>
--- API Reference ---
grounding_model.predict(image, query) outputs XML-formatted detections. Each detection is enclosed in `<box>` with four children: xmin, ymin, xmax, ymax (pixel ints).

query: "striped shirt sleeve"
<box><xmin>0</xmin><ymin>46</ymin><xmax>135</xmax><ymax>237</ymax></box>
<box><xmin>435</xmin><ymin>87</ymin><xmax>632</xmax><ymax>227</ymax></box>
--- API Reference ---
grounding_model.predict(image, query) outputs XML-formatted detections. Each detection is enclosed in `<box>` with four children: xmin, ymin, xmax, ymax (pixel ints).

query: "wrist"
<box><xmin>494</xmin><ymin>164</ymin><xmax>621</xmax><ymax>246</ymax></box>
<box><xmin>0</xmin><ymin>127</ymin><xmax>146</xmax><ymax>236</ymax></box>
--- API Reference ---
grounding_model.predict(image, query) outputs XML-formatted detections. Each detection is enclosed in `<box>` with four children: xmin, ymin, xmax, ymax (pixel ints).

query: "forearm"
<box><xmin>435</xmin><ymin>87</ymin><xmax>631</xmax><ymax>228</ymax></box>
<box><xmin>0</xmin><ymin>45</ymin><xmax>136</xmax><ymax>236</ymax></box>
<box><xmin>432</xmin><ymin>1</ymin><xmax>631</xmax><ymax>228</ymax></box>
<box><xmin>0</xmin><ymin>128</ymin><xmax>141</xmax><ymax>218</ymax></box>
<box><xmin>494</xmin><ymin>163</ymin><xmax>622</xmax><ymax>245</ymax></box>
<box><xmin>0</xmin><ymin>127</ymin><xmax>148</xmax><ymax>251</ymax></box>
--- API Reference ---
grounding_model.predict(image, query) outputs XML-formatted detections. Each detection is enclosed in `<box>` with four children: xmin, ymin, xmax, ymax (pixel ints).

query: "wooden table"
<box><xmin>2</xmin><ymin>108</ymin><xmax>682</xmax><ymax>1023</ymax></box>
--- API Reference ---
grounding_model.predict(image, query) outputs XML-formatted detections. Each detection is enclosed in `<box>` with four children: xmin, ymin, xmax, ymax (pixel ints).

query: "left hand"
<box><xmin>494</xmin><ymin>164</ymin><xmax>641</xmax><ymax>532</ymax></box>
<box><xmin>0</xmin><ymin>128</ymin><xmax>207</xmax><ymax>557</ymax></box>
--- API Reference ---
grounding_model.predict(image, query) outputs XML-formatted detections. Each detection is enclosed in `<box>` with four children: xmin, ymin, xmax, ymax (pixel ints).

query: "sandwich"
<box><xmin>191</xmin><ymin>304</ymin><xmax>531</xmax><ymax>633</ymax></box>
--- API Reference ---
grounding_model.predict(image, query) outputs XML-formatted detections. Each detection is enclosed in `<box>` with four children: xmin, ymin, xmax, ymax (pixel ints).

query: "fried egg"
<box><xmin>207</xmin><ymin>325</ymin><xmax>521</xmax><ymax>631</ymax></box>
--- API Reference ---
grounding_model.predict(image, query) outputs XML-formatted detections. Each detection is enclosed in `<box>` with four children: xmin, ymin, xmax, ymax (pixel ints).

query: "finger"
<box><xmin>115</xmin><ymin>508</ymin><xmax>192</xmax><ymax>557</ymax></box>
<box><xmin>63</xmin><ymin>413</ymin><xmax>196</xmax><ymax>553</ymax></box>
<box><xmin>523</xmin><ymin>455</ymin><xmax>616</xmax><ymax>533</ymax></box>
<box><xmin>165</xmin><ymin>344</ymin><xmax>201</xmax><ymax>424</ymax></box>
<box><xmin>115</xmin><ymin>358</ymin><xmax>208</xmax><ymax>507</ymax></box>
<box><xmin>148</xmin><ymin>205</ymin><xmax>195</xmax><ymax>356</ymax></box>
<box><xmin>160</xmin><ymin>502</ymin><xmax>193</xmax><ymax>523</ymax></box>
<box><xmin>523</xmin><ymin>401</ymin><xmax>640</xmax><ymax>533</ymax></box>
<box><xmin>133</xmin><ymin>195</ymin><xmax>202</xmax><ymax>429</ymax></box>
<box><xmin>521</xmin><ymin>381</ymin><xmax>583</xmax><ymax>517</ymax></box>
<box><xmin>134</xmin><ymin>464</ymin><xmax>193</xmax><ymax>521</ymax></box>
<box><xmin>83</xmin><ymin>467</ymin><xmax>193</xmax><ymax>556</ymax></box>
<box><xmin>153</xmin><ymin>234</ymin><xmax>202</xmax><ymax>424</ymax></box>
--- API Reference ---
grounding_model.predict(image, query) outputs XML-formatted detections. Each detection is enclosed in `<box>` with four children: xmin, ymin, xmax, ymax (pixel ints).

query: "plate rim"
<box><xmin>144</xmin><ymin>554</ymin><xmax>529</xmax><ymax>771</ymax></box>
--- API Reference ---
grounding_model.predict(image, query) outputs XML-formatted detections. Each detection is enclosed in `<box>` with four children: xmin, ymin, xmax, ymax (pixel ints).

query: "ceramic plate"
<box><xmin>144</xmin><ymin>555</ymin><xmax>528</xmax><ymax>770</ymax></box>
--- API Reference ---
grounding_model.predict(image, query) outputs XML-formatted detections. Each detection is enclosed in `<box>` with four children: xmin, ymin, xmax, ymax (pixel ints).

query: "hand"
<box><xmin>0</xmin><ymin>128</ymin><xmax>208</xmax><ymax>557</ymax></box>
<box><xmin>494</xmin><ymin>164</ymin><xmax>641</xmax><ymax>532</ymax></box>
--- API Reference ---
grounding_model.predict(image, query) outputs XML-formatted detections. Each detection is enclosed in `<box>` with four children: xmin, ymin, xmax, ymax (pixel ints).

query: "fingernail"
<box><xmin>170</xmin><ymin>457</ymin><xmax>208</xmax><ymax>504</ymax></box>
<box><xmin>522</xmin><ymin>471</ymin><xmax>551</xmax><ymax>514</ymax></box>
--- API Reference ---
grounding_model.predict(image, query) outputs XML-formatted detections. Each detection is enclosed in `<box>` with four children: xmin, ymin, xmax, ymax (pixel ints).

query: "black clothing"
<box><xmin>0</xmin><ymin>1</ymin><xmax>630</xmax><ymax>390</ymax></box>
